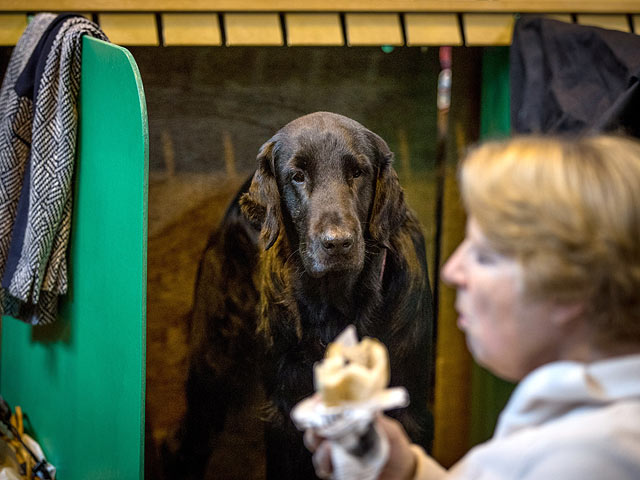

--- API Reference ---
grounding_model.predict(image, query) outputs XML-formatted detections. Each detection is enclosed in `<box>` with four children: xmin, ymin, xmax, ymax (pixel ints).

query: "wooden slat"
<box><xmin>4</xmin><ymin>1</ymin><xmax>640</xmax><ymax>14</ymax></box>
<box><xmin>285</xmin><ymin>13</ymin><xmax>343</xmax><ymax>46</ymax></box>
<box><xmin>405</xmin><ymin>13</ymin><xmax>462</xmax><ymax>46</ymax></box>
<box><xmin>433</xmin><ymin>157</ymin><xmax>473</xmax><ymax>468</ymax></box>
<box><xmin>430</xmin><ymin>47</ymin><xmax>483</xmax><ymax>468</ymax></box>
<box><xmin>224</xmin><ymin>13</ymin><xmax>283</xmax><ymax>46</ymax></box>
<box><xmin>576</xmin><ymin>14</ymin><xmax>630</xmax><ymax>32</ymax></box>
<box><xmin>345</xmin><ymin>13</ymin><xmax>403</xmax><ymax>46</ymax></box>
<box><xmin>0</xmin><ymin>13</ymin><xmax>27</xmax><ymax>46</ymax></box>
<box><xmin>463</xmin><ymin>13</ymin><xmax>514</xmax><ymax>46</ymax></box>
<box><xmin>162</xmin><ymin>13</ymin><xmax>222</xmax><ymax>46</ymax></box>
<box><xmin>633</xmin><ymin>15</ymin><xmax>640</xmax><ymax>32</ymax></box>
<box><xmin>98</xmin><ymin>13</ymin><xmax>159</xmax><ymax>45</ymax></box>
<box><xmin>543</xmin><ymin>14</ymin><xmax>573</xmax><ymax>23</ymax></box>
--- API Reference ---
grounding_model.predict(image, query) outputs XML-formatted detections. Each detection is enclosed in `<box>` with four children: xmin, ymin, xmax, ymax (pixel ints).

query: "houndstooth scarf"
<box><xmin>0</xmin><ymin>13</ymin><xmax>108</xmax><ymax>324</ymax></box>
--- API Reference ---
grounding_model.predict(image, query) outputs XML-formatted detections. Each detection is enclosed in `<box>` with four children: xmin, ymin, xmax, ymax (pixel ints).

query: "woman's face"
<box><xmin>442</xmin><ymin>217</ymin><xmax>564</xmax><ymax>381</ymax></box>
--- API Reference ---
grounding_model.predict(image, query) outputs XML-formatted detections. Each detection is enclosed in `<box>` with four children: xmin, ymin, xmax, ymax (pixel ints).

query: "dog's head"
<box><xmin>240</xmin><ymin>112</ymin><xmax>406</xmax><ymax>278</ymax></box>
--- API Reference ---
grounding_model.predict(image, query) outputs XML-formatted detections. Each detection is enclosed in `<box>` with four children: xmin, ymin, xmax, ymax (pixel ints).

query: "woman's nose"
<box><xmin>441</xmin><ymin>242</ymin><xmax>466</xmax><ymax>288</ymax></box>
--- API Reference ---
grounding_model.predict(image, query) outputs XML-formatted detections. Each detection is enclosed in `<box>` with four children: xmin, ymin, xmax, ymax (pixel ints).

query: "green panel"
<box><xmin>470</xmin><ymin>46</ymin><xmax>516</xmax><ymax>446</ymax></box>
<box><xmin>479</xmin><ymin>47</ymin><xmax>511</xmax><ymax>140</ymax></box>
<box><xmin>1</xmin><ymin>36</ymin><xmax>148</xmax><ymax>479</ymax></box>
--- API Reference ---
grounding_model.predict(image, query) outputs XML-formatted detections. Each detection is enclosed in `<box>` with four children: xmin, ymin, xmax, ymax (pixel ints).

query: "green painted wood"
<box><xmin>1</xmin><ymin>36</ymin><xmax>148</xmax><ymax>479</ymax></box>
<box><xmin>479</xmin><ymin>47</ymin><xmax>511</xmax><ymax>141</ymax></box>
<box><xmin>469</xmin><ymin>46</ymin><xmax>516</xmax><ymax>447</ymax></box>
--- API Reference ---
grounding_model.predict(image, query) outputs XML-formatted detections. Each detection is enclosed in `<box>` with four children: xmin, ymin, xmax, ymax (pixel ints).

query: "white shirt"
<box><xmin>412</xmin><ymin>354</ymin><xmax>640</xmax><ymax>479</ymax></box>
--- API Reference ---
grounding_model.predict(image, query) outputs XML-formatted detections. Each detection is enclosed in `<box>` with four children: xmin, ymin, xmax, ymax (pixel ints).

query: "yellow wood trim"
<box><xmin>576</xmin><ymin>14</ymin><xmax>631</xmax><ymax>32</ymax></box>
<box><xmin>0</xmin><ymin>13</ymin><xmax>27</xmax><ymax>46</ymax></box>
<box><xmin>633</xmin><ymin>14</ymin><xmax>640</xmax><ymax>32</ymax></box>
<box><xmin>405</xmin><ymin>13</ymin><xmax>463</xmax><ymax>46</ymax></box>
<box><xmin>162</xmin><ymin>13</ymin><xmax>222</xmax><ymax>46</ymax></box>
<box><xmin>98</xmin><ymin>13</ymin><xmax>159</xmax><ymax>45</ymax></box>
<box><xmin>285</xmin><ymin>13</ymin><xmax>343</xmax><ymax>46</ymax></box>
<box><xmin>542</xmin><ymin>14</ymin><xmax>573</xmax><ymax>23</ymax></box>
<box><xmin>432</xmin><ymin>124</ymin><xmax>472</xmax><ymax>468</ymax></box>
<box><xmin>4</xmin><ymin>1</ymin><xmax>640</xmax><ymax>14</ymax></box>
<box><xmin>224</xmin><ymin>13</ymin><xmax>283</xmax><ymax>46</ymax></box>
<box><xmin>463</xmin><ymin>13</ymin><xmax>515</xmax><ymax>46</ymax></box>
<box><xmin>345</xmin><ymin>13</ymin><xmax>403</xmax><ymax>46</ymax></box>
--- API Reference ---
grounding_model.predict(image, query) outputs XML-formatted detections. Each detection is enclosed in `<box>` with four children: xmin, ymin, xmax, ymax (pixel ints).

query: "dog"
<box><xmin>165</xmin><ymin>112</ymin><xmax>434</xmax><ymax>479</ymax></box>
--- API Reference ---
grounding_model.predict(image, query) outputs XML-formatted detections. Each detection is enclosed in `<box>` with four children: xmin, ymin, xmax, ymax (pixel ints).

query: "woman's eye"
<box><xmin>476</xmin><ymin>253</ymin><xmax>492</xmax><ymax>264</ymax></box>
<box><xmin>292</xmin><ymin>171</ymin><xmax>305</xmax><ymax>183</ymax></box>
<box><xmin>474</xmin><ymin>250</ymin><xmax>495</xmax><ymax>265</ymax></box>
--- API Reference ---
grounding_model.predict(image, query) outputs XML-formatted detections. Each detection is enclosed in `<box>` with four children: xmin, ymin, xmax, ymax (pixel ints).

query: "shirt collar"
<box><xmin>494</xmin><ymin>354</ymin><xmax>640</xmax><ymax>437</ymax></box>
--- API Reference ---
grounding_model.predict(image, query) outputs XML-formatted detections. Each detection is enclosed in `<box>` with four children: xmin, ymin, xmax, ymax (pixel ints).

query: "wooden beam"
<box><xmin>576</xmin><ymin>14</ymin><xmax>631</xmax><ymax>32</ymax></box>
<box><xmin>543</xmin><ymin>14</ymin><xmax>573</xmax><ymax>23</ymax></box>
<box><xmin>3</xmin><ymin>1</ymin><xmax>640</xmax><ymax>14</ymax></box>
<box><xmin>405</xmin><ymin>13</ymin><xmax>463</xmax><ymax>46</ymax></box>
<box><xmin>285</xmin><ymin>13</ymin><xmax>343</xmax><ymax>46</ymax></box>
<box><xmin>431</xmin><ymin>46</ymin><xmax>480</xmax><ymax>470</ymax></box>
<box><xmin>99</xmin><ymin>13</ymin><xmax>159</xmax><ymax>45</ymax></box>
<box><xmin>162</xmin><ymin>13</ymin><xmax>222</xmax><ymax>46</ymax></box>
<box><xmin>463</xmin><ymin>13</ymin><xmax>514</xmax><ymax>46</ymax></box>
<box><xmin>345</xmin><ymin>13</ymin><xmax>403</xmax><ymax>46</ymax></box>
<box><xmin>224</xmin><ymin>13</ymin><xmax>283</xmax><ymax>46</ymax></box>
<box><xmin>0</xmin><ymin>13</ymin><xmax>27</xmax><ymax>45</ymax></box>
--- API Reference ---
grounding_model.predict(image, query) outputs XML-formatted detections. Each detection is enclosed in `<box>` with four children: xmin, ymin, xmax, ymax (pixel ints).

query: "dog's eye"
<box><xmin>352</xmin><ymin>168</ymin><xmax>362</xmax><ymax>179</ymax></box>
<box><xmin>292</xmin><ymin>171</ymin><xmax>305</xmax><ymax>183</ymax></box>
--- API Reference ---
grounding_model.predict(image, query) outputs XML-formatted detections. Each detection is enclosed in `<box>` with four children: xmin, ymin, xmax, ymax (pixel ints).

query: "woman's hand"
<box><xmin>303</xmin><ymin>426</ymin><xmax>333</xmax><ymax>478</ymax></box>
<box><xmin>303</xmin><ymin>414</ymin><xmax>417</xmax><ymax>480</ymax></box>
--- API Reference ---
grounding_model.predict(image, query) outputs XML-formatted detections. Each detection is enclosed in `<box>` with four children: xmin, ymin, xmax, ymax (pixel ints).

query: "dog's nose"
<box><xmin>320</xmin><ymin>230</ymin><xmax>354</xmax><ymax>255</ymax></box>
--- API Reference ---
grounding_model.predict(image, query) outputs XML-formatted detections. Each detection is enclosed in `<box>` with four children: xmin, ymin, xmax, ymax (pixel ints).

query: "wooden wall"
<box><xmin>1</xmin><ymin>1</ymin><xmax>639</xmax><ymax>46</ymax></box>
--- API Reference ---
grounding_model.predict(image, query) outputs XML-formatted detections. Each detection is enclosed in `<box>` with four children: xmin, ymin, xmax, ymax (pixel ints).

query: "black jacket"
<box><xmin>511</xmin><ymin>15</ymin><xmax>640</xmax><ymax>137</ymax></box>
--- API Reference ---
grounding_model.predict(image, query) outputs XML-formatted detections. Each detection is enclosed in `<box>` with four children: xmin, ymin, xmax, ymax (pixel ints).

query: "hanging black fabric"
<box><xmin>510</xmin><ymin>15</ymin><xmax>640</xmax><ymax>137</ymax></box>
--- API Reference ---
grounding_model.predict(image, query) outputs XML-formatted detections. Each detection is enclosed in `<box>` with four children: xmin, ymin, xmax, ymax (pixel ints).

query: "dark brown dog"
<box><xmin>166</xmin><ymin>112</ymin><xmax>434</xmax><ymax>479</ymax></box>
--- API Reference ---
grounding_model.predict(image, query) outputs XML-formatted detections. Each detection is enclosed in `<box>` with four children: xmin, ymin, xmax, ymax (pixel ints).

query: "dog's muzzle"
<box><xmin>304</xmin><ymin>225</ymin><xmax>364</xmax><ymax>278</ymax></box>
<box><xmin>319</xmin><ymin>226</ymin><xmax>354</xmax><ymax>256</ymax></box>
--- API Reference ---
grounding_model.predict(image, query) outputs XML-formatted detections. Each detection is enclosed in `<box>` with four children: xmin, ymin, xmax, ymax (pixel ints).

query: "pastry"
<box><xmin>314</xmin><ymin>335</ymin><xmax>389</xmax><ymax>406</ymax></box>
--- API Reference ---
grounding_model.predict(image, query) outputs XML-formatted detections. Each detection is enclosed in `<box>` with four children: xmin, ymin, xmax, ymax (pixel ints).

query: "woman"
<box><xmin>305</xmin><ymin>135</ymin><xmax>640</xmax><ymax>479</ymax></box>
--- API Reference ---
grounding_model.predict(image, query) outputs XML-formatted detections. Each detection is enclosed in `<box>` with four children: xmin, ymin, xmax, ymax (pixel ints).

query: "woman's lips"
<box><xmin>456</xmin><ymin>312</ymin><xmax>468</xmax><ymax>330</ymax></box>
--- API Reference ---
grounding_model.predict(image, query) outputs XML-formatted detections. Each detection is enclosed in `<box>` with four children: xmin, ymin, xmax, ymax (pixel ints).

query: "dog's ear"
<box><xmin>366</xmin><ymin>131</ymin><xmax>407</xmax><ymax>245</ymax></box>
<box><xmin>240</xmin><ymin>139</ymin><xmax>281</xmax><ymax>250</ymax></box>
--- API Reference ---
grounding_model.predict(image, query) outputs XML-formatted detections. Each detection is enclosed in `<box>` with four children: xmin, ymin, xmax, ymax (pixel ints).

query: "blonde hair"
<box><xmin>460</xmin><ymin>135</ymin><xmax>640</xmax><ymax>343</ymax></box>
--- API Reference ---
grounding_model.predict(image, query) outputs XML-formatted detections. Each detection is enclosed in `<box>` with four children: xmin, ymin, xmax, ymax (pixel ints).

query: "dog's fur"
<box><xmin>166</xmin><ymin>112</ymin><xmax>434</xmax><ymax>479</ymax></box>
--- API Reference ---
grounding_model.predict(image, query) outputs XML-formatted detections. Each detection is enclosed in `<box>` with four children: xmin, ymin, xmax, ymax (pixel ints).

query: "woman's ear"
<box><xmin>240</xmin><ymin>139</ymin><xmax>281</xmax><ymax>250</ymax></box>
<box><xmin>366</xmin><ymin>131</ymin><xmax>407</xmax><ymax>245</ymax></box>
<box><xmin>551</xmin><ymin>301</ymin><xmax>585</xmax><ymax>327</ymax></box>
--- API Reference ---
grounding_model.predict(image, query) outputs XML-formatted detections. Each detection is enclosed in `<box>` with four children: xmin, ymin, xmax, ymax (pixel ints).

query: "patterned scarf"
<box><xmin>0</xmin><ymin>13</ymin><xmax>108</xmax><ymax>324</ymax></box>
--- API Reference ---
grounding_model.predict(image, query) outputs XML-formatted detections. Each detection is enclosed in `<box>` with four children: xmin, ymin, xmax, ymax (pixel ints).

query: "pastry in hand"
<box><xmin>314</xmin><ymin>336</ymin><xmax>390</xmax><ymax>406</ymax></box>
